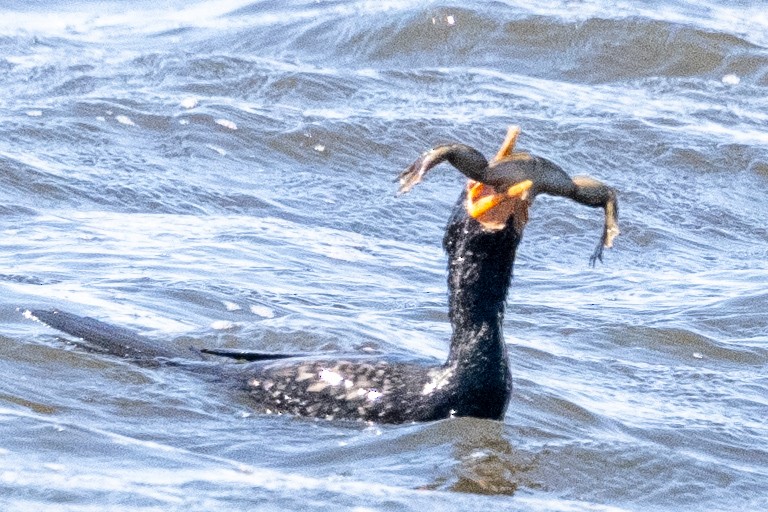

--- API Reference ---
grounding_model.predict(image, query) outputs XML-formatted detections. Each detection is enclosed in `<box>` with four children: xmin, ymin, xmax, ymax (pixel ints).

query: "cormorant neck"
<box><xmin>442</xmin><ymin>196</ymin><xmax>520</xmax><ymax>365</ymax></box>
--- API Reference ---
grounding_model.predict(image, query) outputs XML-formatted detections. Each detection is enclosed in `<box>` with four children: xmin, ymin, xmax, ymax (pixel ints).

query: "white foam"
<box><xmin>222</xmin><ymin>300</ymin><xmax>241</xmax><ymax>311</ymax></box>
<box><xmin>249</xmin><ymin>305</ymin><xmax>275</xmax><ymax>318</ymax></box>
<box><xmin>115</xmin><ymin>115</ymin><xmax>136</xmax><ymax>126</ymax></box>
<box><xmin>211</xmin><ymin>320</ymin><xmax>236</xmax><ymax>330</ymax></box>
<box><xmin>206</xmin><ymin>144</ymin><xmax>227</xmax><ymax>156</ymax></box>
<box><xmin>215</xmin><ymin>119</ymin><xmax>237</xmax><ymax>130</ymax></box>
<box><xmin>180</xmin><ymin>97</ymin><xmax>199</xmax><ymax>109</ymax></box>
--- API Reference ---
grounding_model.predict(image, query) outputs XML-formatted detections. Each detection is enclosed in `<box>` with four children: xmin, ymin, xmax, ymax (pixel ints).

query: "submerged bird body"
<box><xmin>28</xmin><ymin>127</ymin><xmax>617</xmax><ymax>424</ymax></box>
<box><xmin>31</xmin><ymin>192</ymin><xmax>518</xmax><ymax>424</ymax></box>
<box><xmin>236</xmin><ymin>196</ymin><xmax>517</xmax><ymax>422</ymax></box>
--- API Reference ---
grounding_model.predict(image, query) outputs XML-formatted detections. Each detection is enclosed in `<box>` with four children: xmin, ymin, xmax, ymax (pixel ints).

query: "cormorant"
<box><xmin>28</xmin><ymin>126</ymin><xmax>618</xmax><ymax>424</ymax></box>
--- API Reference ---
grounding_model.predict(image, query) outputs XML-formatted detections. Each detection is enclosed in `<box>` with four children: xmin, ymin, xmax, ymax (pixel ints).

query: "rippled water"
<box><xmin>1</xmin><ymin>1</ymin><xmax>767</xmax><ymax>510</ymax></box>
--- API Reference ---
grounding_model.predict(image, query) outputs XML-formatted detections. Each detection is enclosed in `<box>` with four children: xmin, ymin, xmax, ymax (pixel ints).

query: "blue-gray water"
<box><xmin>1</xmin><ymin>1</ymin><xmax>767</xmax><ymax>510</ymax></box>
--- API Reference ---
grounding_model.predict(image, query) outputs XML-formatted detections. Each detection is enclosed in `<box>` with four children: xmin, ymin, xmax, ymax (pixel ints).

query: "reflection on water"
<box><xmin>424</xmin><ymin>419</ymin><xmax>538</xmax><ymax>496</ymax></box>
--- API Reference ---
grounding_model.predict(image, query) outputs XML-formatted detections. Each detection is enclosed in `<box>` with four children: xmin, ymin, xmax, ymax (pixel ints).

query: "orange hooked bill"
<box><xmin>465</xmin><ymin>179</ymin><xmax>532</xmax><ymax>231</ymax></box>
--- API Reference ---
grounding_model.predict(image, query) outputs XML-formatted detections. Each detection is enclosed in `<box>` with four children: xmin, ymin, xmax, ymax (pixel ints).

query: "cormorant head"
<box><xmin>464</xmin><ymin>179</ymin><xmax>533</xmax><ymax>234</ymax></box>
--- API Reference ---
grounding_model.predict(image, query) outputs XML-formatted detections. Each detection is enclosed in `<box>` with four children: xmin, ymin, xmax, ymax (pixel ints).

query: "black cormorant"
<box><xmin>28</xmin><ymin>127</ymin><xmax>618</xmax><ymax>424</ymax></box>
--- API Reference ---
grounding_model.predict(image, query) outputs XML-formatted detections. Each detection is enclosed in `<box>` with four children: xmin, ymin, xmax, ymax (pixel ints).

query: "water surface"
<box><xmin>1</xmin><ymin>1</ymin><xmax>767</xmax><ymax>510</ymax></box>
